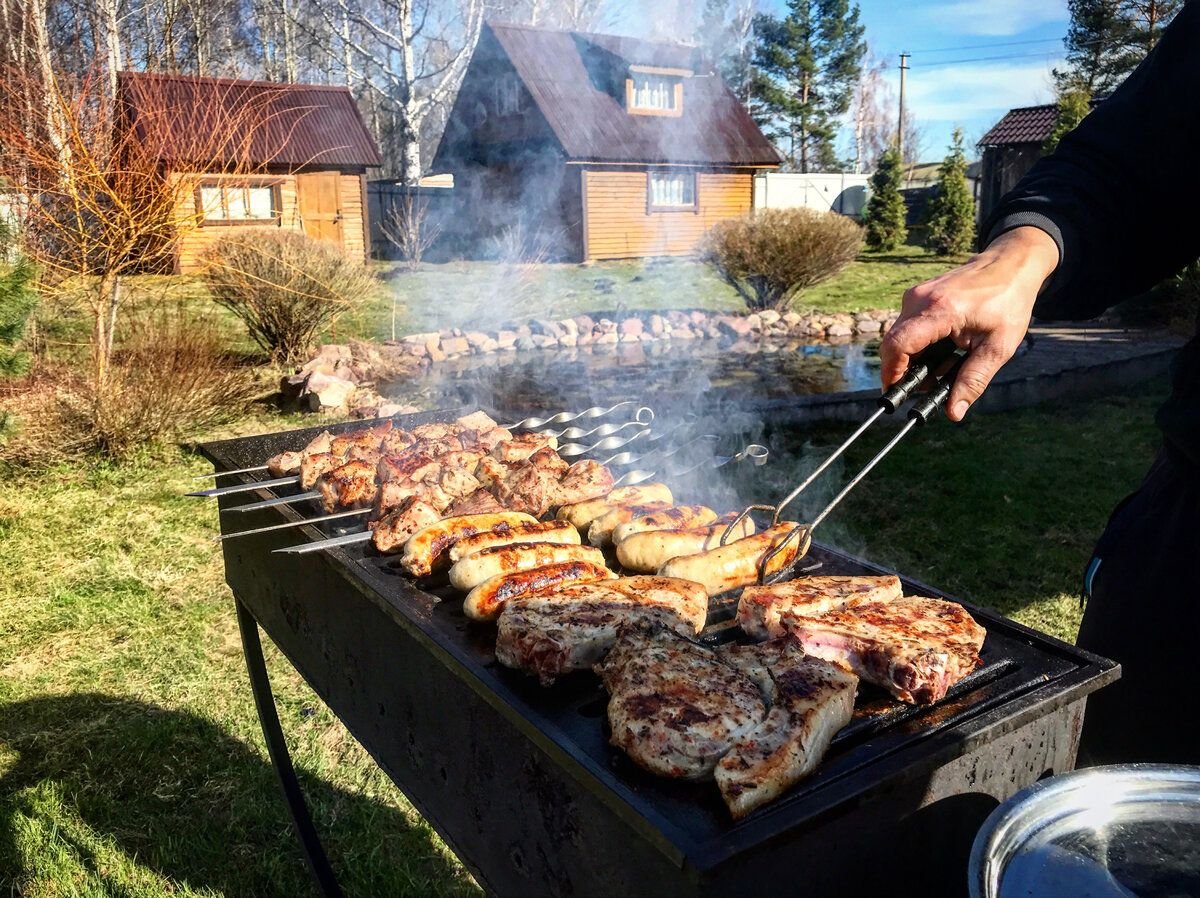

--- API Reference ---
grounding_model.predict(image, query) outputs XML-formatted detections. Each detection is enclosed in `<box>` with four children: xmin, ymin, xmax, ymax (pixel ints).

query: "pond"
<box><xmin>381</xmin><ymin>336</ymin><xmax>882</xmax><ymax>420</ymax></box>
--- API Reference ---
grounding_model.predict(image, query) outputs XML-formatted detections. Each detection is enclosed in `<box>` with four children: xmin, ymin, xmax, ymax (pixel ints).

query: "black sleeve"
<box><xmin>983</xmin><ymin>2</ymin><xmax>1200</xmax><ymax>320</ymax></box>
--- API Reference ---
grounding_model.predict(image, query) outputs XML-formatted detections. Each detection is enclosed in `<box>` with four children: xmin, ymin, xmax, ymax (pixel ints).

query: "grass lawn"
<box><xmin>0</xmin><ymin>379</ymin><xmax>1163</xmax><ymax>895</ymax></box>
<box><xmin>37</xmin><ymin>246</ymin><xmax>963</xmax><ymax>363</ymax></box>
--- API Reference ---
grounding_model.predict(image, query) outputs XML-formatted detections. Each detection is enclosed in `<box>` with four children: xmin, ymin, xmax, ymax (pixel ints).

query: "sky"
<box><xmin>617</xmin><ymin>0</ymin><xmax>1070</xmax><ymax>164</ymax></box>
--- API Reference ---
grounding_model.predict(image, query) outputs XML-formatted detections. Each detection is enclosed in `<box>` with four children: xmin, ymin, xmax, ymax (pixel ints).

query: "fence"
<box><xmin>752</xmin><ymin>172</ymin><xmax>871</xmax><ymax>218</ymax></box>
<box><xmin>366</xmin><ymin>181</ymin><xmax>457</xmax><ymax>261</ymax></box>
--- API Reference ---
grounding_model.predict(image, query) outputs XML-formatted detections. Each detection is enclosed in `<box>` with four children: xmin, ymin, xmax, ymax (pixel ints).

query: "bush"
<box><xmin>0</xmin><ymin>219</ymin><xmax>36</xmax><ymax>378</ymax></box>
<box><xmin>924</xmin><ymin>128</ymin><xmax>977</xmax><ymax>256</ymax></box>
<box><xmin>202</xmin><ymin>231</ymin><xmax>376</xmax><ymax>363</ymax></box>
<box><xmin>863</xmin><ymin>147</ymin><xmax>908</xmax><ymax>252</ymax></box>
<box><xmin>700</xmin><ymin>208</ymin><xmax>863</xmax><ymax>312</ymax></box>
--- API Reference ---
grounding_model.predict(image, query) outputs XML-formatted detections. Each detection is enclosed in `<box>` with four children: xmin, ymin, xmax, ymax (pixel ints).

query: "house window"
<box><xmin>494</xmin><ymin>73</ymin><xmax>523</xmax><ymax>116</ymax></box>
<box><xmin>629</xmin><ymin>74</ymin><xmax>680</xmax><ymax>112</ymax></box>
<box><xmin>648</xmin><ymin>171</ymin><xmax>697</xmax><ymax>210</ymax></box>
<box><xmin>197</xmin><ymin>181</ymin><xmax>280</xmax><ymax>225</ymax></box>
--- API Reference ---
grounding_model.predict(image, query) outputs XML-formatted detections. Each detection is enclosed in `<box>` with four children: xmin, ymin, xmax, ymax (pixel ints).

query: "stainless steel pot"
<box><xmin>969</xmin><ymin>763</ymin><xmax>1200</xmax><ymax>898</ymax></box>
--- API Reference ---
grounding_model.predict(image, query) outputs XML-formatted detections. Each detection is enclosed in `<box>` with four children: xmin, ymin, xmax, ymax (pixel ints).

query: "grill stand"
<box><xmin>236</xmin><ymin>597</ymin><xmax>344</xmax><ymax>898</ymax></box>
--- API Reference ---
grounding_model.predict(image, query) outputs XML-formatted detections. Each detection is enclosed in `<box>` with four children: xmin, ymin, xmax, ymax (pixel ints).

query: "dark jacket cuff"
<box><xmin>985</xmin><ymin>211</ymin><xmax>1071</xmax><ymax>310</ymax></box>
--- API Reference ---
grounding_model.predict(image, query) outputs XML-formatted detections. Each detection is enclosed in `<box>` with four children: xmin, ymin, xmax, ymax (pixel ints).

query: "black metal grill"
<box><xmin>203</xmin><ymin>411</ymin><xmax>1119</xmax><ymax>898</ymax></box>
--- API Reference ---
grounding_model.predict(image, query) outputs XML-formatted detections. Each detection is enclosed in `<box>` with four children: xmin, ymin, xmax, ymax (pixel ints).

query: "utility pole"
<box><xmin>898</xmin><ymin>52</ymin><xmax>910</xmax><ymax>163</ymax></box>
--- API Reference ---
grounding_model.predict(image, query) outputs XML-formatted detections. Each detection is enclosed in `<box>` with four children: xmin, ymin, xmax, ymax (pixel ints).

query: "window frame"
<box><xmin>194</xmin><ymin>178</ymin><xmax>283</xmax><ymax>227</ymax></box>
<box><xmin>625</xmin><ymin>67</ymin><xmax>686</xmax><ymax>117</ymax></box>
<box><xmin>646</xmin><ymin>169</ymin><xmax>699</xmax><ymax>213</ymax></box>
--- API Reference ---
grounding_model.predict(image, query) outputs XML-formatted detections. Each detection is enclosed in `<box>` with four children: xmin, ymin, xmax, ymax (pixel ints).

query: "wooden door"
<box><xmin>296</xmin><ymin>172</ymin><xmax>344</xmax><ymax>247</ymax></box>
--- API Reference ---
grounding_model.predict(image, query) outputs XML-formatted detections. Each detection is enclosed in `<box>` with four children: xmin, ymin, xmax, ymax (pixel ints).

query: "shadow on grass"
<box><xmin>0</xmin><ymin>693</ymin><xmax>477</xmax><ymax>897</ymax></box>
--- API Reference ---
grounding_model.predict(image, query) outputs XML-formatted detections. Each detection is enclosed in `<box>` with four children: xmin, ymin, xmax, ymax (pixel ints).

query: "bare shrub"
<box><xmin>380</xmin><ymin>192</ymin><xmax>443</xmax><ymax>270</ymax></box>
<box><xmin>62</xmin><ymin>308</ymin><xmax>260</xmax><ymax>460</ymax></box>
<box><xmin>702</xmin><ymin>209</ymin><xmax>863</xmax><ymax>312</ymax></box>
<box><xmin>202</xmin><ymin>231</ymin><xmax>376</xmax><ymax>363</ymax></box>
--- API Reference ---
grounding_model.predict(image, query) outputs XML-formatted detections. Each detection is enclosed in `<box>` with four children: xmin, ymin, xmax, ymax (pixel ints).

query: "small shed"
<box><xmin>432</xmin><ymin>22</ymin><xmax>781</xmax><ymax>263</ymax></box>
<box><xmin>976</xmin><ymin>104</ymin><xmax>1059</xmax><ymax>224</ymax></box>
<box><xmin>117</xmin><ymin>72</ymin><xmax>382</xmax><ymax>273</ymax></box>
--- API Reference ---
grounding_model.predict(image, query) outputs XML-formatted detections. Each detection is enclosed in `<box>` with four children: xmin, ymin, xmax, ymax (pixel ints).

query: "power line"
<box><xmin>907</xmin><ymin>37</ymin><xmax>1062</xmax><ymax>54</ymax></box>
<box><xmin>911</xmin><ymin>50</ymin><xmax>1067</xmax><ymax>67</ymax></box>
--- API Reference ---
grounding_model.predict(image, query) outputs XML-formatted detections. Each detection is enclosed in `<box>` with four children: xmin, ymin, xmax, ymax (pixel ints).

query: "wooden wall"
<box><xmin>170</xmin><ymin>170</ymin><xmax>367</xmax><ymax>273</ymax></box>
<box><xmin>582</xmin><ymin>168</ymin><xmax>753</xmax><ymax>261</ymax></box>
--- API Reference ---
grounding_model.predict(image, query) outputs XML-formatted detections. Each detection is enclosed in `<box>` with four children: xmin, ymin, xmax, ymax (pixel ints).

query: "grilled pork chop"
<box><xmin>494</xmin><ymin>577</ymin><xmax>708</xmax><ymax>685</ymax></box>
<box><xmin>715</xmin><ymin>640</ymin><xmax>858</xmax><ymax>818</ymax></box>
<box><xmin>737</xmin><ymin>575</ymin><xmax>903</xmax><ymax>641</ymax></box>
<box><xmin>782</xmin><ymin>595</ymin><xmax>986</xmax><ymax>705</ymax></box>
<box><xmin>597</xmin><ymin>627</ymin><xmax>766</xmax><ymax>780</ymax></box>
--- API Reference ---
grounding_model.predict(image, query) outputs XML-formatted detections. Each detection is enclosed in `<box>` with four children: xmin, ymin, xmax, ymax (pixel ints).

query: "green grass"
<box><xmin>0</xmin><ymin>379</ymin><xmax>1163</xmax><ymax>896</ymax></box>
<box><xmin>40</xmin><ymin>248</ymin><xmax>961</xmax><ymax>363</ymax></box>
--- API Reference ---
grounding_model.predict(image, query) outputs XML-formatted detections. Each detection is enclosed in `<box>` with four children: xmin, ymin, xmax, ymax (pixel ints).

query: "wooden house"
<box><xmin>431</xmin><ymin>22</ymin><xmax>781</xmax><ymax>262</ymax></box>
<box><xmin>117</xmin><ymin>72</ymin><xmax>382</xmax><ymax>273</ymax></box>
<box><xmin>976</xmin><ymin>104</ymin><xmax>1061</xmax><ymax>224</ymax></box>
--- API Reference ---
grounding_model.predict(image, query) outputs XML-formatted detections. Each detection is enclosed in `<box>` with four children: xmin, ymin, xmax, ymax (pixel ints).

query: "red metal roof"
<box><xmin>481</xmin><ymin>22</ymin><xmax>781</xmax><ymax>167</ymax></box>
<box><xmin>978</xmin><ymin>104</ymin><xmax>1058</xmax><ymax>147</ymax></box>
<box><xmin>117</xmin><ymin>72</ymin><xmax>382</xmax><ymax>169</ymax></box>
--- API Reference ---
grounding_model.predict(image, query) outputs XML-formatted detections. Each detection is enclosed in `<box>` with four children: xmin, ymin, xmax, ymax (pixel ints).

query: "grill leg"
<box><xmin>236</xmin><ymin>596</ymin><xmax>344</xmax><ymax>898</ymax></box>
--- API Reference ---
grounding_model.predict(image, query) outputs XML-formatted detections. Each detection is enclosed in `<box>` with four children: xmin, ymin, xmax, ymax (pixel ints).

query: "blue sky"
<box><xmin>618</xmin><ymin>0</ymin><xmax>1070</xmax><ymax>163</ymax></box>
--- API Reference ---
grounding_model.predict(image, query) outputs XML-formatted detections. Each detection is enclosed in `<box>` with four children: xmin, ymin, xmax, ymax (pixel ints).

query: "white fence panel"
<box><xmin>752</xmin><ymin>172</ymin><xmax>870</xmax><ymax>218</ymax></box>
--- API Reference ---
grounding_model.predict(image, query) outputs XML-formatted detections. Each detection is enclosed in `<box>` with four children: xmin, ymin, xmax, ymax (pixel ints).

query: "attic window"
<box><xmin>626</xmin><ymin>68</ymin><xmax>685</xmax><ymax>116</ymax></box>
<box><xmin>494</xmin><ymin>73</ymin><xmax>523</xmax><ymax>116</ymax></box>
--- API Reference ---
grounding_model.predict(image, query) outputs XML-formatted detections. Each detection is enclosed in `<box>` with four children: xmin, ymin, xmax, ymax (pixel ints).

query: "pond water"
<box><xmin>381</xmin><ymin>337</ymin><xmax>882</xmax><ymax>419</ymax></box>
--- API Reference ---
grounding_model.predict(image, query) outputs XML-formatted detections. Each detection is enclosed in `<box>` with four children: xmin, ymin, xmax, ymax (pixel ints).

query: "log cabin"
<box><xmin>117</xmin><ymin>72</ymin><xmax>381</xmax><ymax>273</ymax></box>
<box><xmin>431</xmin><ymin>22</ymin><xmax>782</xmax><ymax>263</ymax></box>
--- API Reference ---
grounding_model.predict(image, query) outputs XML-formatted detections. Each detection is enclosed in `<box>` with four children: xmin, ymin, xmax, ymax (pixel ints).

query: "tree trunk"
<box><xmin>94</xmin><ymin>273</ymin><xmax>121</xmax><ymax>388</ymax></box>
<box><xmin>98</xmin><ymin>0</ymin><xmax>123</xmax><ymax>99</ymax></box>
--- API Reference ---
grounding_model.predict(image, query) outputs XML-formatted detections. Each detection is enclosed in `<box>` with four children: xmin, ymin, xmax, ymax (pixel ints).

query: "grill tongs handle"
<box><xmin>753</xmin><ymin>347</ymin><xmax>968</xmax><ymax>584</ymax></box>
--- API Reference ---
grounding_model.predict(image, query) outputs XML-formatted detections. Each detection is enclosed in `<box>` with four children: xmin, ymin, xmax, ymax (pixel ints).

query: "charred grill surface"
<box><xmin>205</xmin><ymin>412</ymin><xmax>1119</xmax><ymax>898</ymax></box>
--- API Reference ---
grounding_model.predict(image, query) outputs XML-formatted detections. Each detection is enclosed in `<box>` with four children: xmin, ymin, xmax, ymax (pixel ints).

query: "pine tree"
<box><xmin>863</xmin><ymin>147</ymin><xmax>906</xmax><ymax>251</ymax></box>
<box><xmin>751</xmin><ymin>0</ymin><xmax>866</xmax><ymax>173</ymax></box>
<box><xmin>1043</xmin><ymin>86</ymin><xmax>1093</xmax><ymax>155</ymax></box>
<box><xmin>0</xmin><ymin>219</ymin><xmax>36</xmax><ymax>378</ymax></box>
<box><xmin>924</xmin><ymin>128</ymin><xmax>976</xmax><ymax>257</ymax></box>
<box><xmin>1054</xmin><ymin>0</ymin><xmax>1185</xmax><ymax>94</ymax></box>
<box><xmin>697</xmin><ymin>0</ymin><xmax>756</xmax><ymax>103</ymax></box>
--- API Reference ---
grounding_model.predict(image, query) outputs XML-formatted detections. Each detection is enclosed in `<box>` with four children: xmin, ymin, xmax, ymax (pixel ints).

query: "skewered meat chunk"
<box><xmin>436</xmin><ymin>465</ymin><xmax>483</xmax><ymax>501</ymax></box>
<box><xmin>553</xmin><ymin>460</ymin><xmax>616</xmax><ymax>507</ymax></box>
<box><xmin>597</xmin><ymin>626</ymin><xmax>766</xmax><ymax>781</ymax></box>
<box><xmin>410</xmin><ymin>421</ymin><xmax>460</xmax><ymax>441</ymax></box>
<box><xmin>737</xmin><ymin>575</ymin><xmax>903</xmax><ymax>641</ymax></box>
<box><xmin>492</xmin><ymin>433</ymin><xmax>559</xmax><ymax>463</ymax></box>
<box><xmin>455</xmin><ymin>411</ymin><xmax>500</xmax><ymax>432</ymax></box>
<box><xmin>380</xmin><ymin>429</ymin><xmax>417</xmax><ymax>456</ymax></box>
<box><xmin>316</xmin><ymin>458</ymin><xmax>378</xmax><ymax>513</ymax></box>
<box><xmin>369</xmin><ymin>498</ymin><xmax>442</xmax><ymax>554</ymax></box>
<box><xmin>782</xmin><ymin>595</ymin><xmax>986</xmax><ymax>705</ymax></box>
<box><xmin>267</xmin><ymin>449</ymin><xmax>303</xmax><ymax>478</ymax></box>
<box><xmin>300</xmin><ymin>452</ymin><xmax>340</xmax><ymax>490</ymax></box>
<box><xmin>714</xmin><ymin>640</ymin><xmax>858</xmax><ymax>818</ymax></box>
<box><xmin>494</xmin><ymin>577</ymin><xmax>708</xmax><ymax>684</ymax></box>
<box><xmin>446</xmin><ymin>488</ymin><xmax>505</xmax><ymax>517</ymax></box>
<box><xmin>329</xmin><ymin>420</ymin><xmax>392</xmax><ymax>457</ymax></box>
<box><xmin>494</xmin><ymin>447</ymin><xmax>570</xmax><ymax>517</ymax></box>
<box><xmin>468</xmin><ymin>427</ymin><xmax>513</xmax><ymax>451</ymax></box>
<box><xmin>377</xmin><ymin>450</ymin><xmax>439</xmax><ymax>485</ymax></box>
<box><xmin>474</xmin><ymin>456</ymin><xmax>517</xmax><ymax>489</ymax></box>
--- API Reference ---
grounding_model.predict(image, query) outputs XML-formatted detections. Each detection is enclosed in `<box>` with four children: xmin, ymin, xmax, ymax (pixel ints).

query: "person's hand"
<box><xmin>880</xmin><ymin>226</ymin><xmax>1060</xmax><ymax>421</ymax></box>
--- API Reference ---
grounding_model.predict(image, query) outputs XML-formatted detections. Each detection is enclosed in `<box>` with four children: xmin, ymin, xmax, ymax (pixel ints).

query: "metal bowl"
<box><xmin>969</xmin><ymin>764</ymin><xmax>1200</xmax><ymax>898</ymax></box>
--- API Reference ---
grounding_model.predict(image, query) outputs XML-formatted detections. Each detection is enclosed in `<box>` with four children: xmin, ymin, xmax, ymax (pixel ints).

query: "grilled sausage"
<box><xmin>400</xmin><ymin>512</ymin><xmax>537</xmax><ymax>577</ymax></box>
<box><xmin>448</xmin><ymin>519</ymin><xmax>581</xmax><ymax>563</ymax></box>
<box><xmin>587</xmin><ymin>502</ymin><xmax>672</xmax><ymax>548</ymax></box>
<box><xmin>615</xmin><ymin>517</ymin><xmax>756</xmax><ymax>573</ymax></box>
<box><xmin>556</xmin><ymin>483</ymin><xmax>674</xmax><ymax>531</ymax></box>
<box><xmin>657</xmin><ymin>523</ymin><xmax>808</xmax><ymax>596</ymax></box>
<box><xmin>611</xmin><ymin>505</ymin><xmax>719</xmax><ymax>545</ymax></box>
<box><xmin>463</xmin><ymin>560</ymin><xmax>615</xmax><ymax>622</ymax></box>
<box><xmin>449</xmin><ymin>542</ymin><xmax>607</xmax><ymax>591</ymax></box>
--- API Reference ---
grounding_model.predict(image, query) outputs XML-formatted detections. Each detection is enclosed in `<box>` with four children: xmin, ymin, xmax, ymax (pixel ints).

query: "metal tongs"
<box><xmin>722</xmin><ymin>337</ymin><xmax>966</xmax><ymax>583</ymax></box>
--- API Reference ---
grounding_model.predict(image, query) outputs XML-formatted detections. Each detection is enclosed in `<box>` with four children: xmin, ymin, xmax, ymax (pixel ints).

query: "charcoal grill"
<box><xmin>202</xmin><ymin>410</ymin><xmax>1119</xmax><ymax>898</ymax></box>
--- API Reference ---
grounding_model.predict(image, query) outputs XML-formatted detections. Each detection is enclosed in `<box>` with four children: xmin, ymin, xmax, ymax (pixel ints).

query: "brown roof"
<box><xmin>481</xmin><ymin>22</ymin><xmax>781</xmax><ymax>167</ymax></box>
<box><xmin>117</xmin><ymin>72</ymin><xmax>382</xmax><ymax>168</ymax></box>
<box><xmin>978</xmin><ymin>104</ymin><xmax>1058</xmax><ymax>147</ymax></box>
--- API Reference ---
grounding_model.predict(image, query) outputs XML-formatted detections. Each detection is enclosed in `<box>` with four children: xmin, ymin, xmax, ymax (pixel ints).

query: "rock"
<box><xmin>442</xmin><ymin>336</ymin><xmax>470</xmax><ymax>356</ymax></box>
<box><xmin>496</xmin><ymin>330</ymin><xmax>517</xmax><ymax>349</ymax></box>
<box><xmin>690</xmin><ymin>310</ymin><xmax>708</xmax><ymax>326</ymax></box>
<box><xmin>854</xmin><ymin>318</ymin><xmax>882</xmax><ymax>334</ymax></box>
<box><xmin>884</xmin><ymin>316</ymin><xmax>898</xmax><ymax>331</ymax></box>
<box><xmin>423</xmin><ymin>335</ymin><xmax>441</xmax><ymax>355</ymax></box>
<box><xmin>619</xmin><ymin>332</ymin><xmax>641</xmax><ymax>343</ymax></box>
<box><xmin>531</xmin><ymin>334</ymin><xmax>557</xmax><ymax>349</ymax></box>
<box><xmin>476</xmin><ymin>337</ymin><xmax>499</xmax><ymax>353</ymax></box>
<box><xmin>464</xmin><ymin>331</ymin><xmax>492</xmax><ymax>349</ymax></box>
<box><xmin>559</xmin><ymin>333</ymin><xmax>578</xmax><ymax>347</ymax></box>
<box><xmin>576</xmin><ymin>332</ymin><xmax>594</xmax><ymax>346</ymax></box>
<box><xmin>805</xmin><ymin>325</ymin><xmax>826</xmax><ymax>339</ymax></box>
<box><xmin>377</xmin><ymin>402</ymin><xmax>421</xmax><ymax>417</ymax></box>
<box><xmin>542</xmin><ymin>320</ymin><xmax>567</xmax><ymax>339</ymax></box>
<box><xmin>759</xmin><ymin>310</ymin><xmax>782</xmax><ymax>326</ymax></box>
<box><xmin>400</xmin><ymin>331</ymin><xmax>438</xmax><ymax>345</ymax></box>
<box><xmin>516</xmin><ymin>324</ymin><xmax>533</xmax><ymax>339</ymax></box>
<box><xmin>746</xmin><ymin>313</ymin><xmax>763</xmax><ymax>331</ymax></box>
<box><xmin>639</xmin><ymin>332</ymin><xmax>657</xmax><ymax>342</ymax></box>
<box><xmin>596</xmin><ymin>332</ymin><xmax>619</xmax><ymax>345</ymax></box>
<box><xmin>782</xmin><ymin>311</ymin><xmax>804</xmax><ymax>328</ymax></box>
<box><xmin>666</xmin><ymin>310</ymin><xmax>690</xmax><ymax>327</ymax></box>
<box><xmin>427</xmin><ymin>346</ymin><xmax>447</xmax><ymax>363</ymax></box>
<box><xmin>826</xmin><ymin>322</ymin><xmax>853</xmax><ymax>338</ymax></box>
<box><xmin>597</xmin><ymin>318</ymin><xmax>616</xmax><ymax>333</ymax></box>
<box><xmin>648</xmin><ymin>314</ymin><xmax>666</xmax><ymax>336</ymax></box>
<box><xmin>673</xmin><ymin>326</ymin><xmax>695</xmax><ymax>339</ymax></box>
<box><xmin>304</xmin><ymin>372</ymin><xmax>356</xmax><ymax>410</ymax></box>
<box><xmin>515</xmin><ymin>336</ymin><xmax>536</xmax><ymax>351</ymax></box>
<box><xmin>558</xmin><ymin>318</ymin><xmax>579</xmax><ymax>338</ymax></box>
<box><xmin>716</xmin><ymin>315</ymin><xmax>753</xmax><ymax>338</ymax></box>
<box><xmin>574</xmin><ymin>315</ymin><xmax>595</xmax><ymax>333</ymax></box>
<box><xmin>619</xmin><ymin>317</ymin><xmax>644</xmax><ymax>337</ymax></box>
